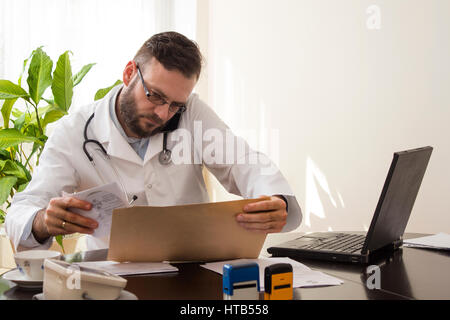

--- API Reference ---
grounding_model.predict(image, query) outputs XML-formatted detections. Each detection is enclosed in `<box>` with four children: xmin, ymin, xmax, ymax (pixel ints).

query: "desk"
<box><xmin>1</xmin><ymin>233</ymin><xmax>449</xmax><ymax>300</ymax></box>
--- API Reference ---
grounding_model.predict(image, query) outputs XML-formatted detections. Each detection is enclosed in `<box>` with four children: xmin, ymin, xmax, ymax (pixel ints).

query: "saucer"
<box><xmin>1</xmin><ymin>268</ymin><xmax>43</xmax><ymax>289</ymax></box>
<box><xmin>32</xmin><ymin>290</ymin><xmax>138</xmax><ymax>300</ymax></box>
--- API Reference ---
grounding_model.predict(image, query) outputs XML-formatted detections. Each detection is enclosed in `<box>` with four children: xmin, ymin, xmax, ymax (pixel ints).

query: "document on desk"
<box><xmin>74</xmin><ymin>261</ymin><xmax>178</xmax><ymax>276</ymax></box>
<box><xmin>62</xmin><ymin>182</ymin><xmax>128</xmax><ymax>238</ymax></box>
<box><xmin>403</xmin><ymin>233</ymin><xmax>450</xmax><ymax>250</ymax></box>
<box><xmin>201</xmin><ymin>257</ymin><xmax>344</xmax><ymax>289</ymax></box>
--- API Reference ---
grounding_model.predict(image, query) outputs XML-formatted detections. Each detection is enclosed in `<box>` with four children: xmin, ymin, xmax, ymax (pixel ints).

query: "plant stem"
<box><xmin>34</xmin><ymin>105</ymin><xmax>43</xmax><ymax>135</ymax></box>
<box><xmin>26</xmin><ymin>100</ymin><xmax>43</xmax><ymax>136</ymax></box>
<box><xmin>35</xmin><ymin>145</ymin><xmax>44</xmax><ymax>166</ymax></box>
<box><xmin>23</xmin><ymin>149</ymin><xmax>33</xmax><ymax>172</ymax></box>
<box><xmin>19</xmin><ymin>144</ymin><xmax>24</xmax><ymax>162</ymax></box>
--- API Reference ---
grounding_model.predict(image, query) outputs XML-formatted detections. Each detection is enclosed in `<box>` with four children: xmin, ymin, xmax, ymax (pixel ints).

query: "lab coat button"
<box><xmin>146</xmin><ymin>184</ymin><xmax>152</xmax><ymax>189</ymax></box>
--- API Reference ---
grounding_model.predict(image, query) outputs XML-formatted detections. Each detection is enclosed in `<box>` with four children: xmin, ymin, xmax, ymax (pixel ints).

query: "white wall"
<box><xmin>203</xmin><ymin>0</ymin><xmax>450</xmax><ymax>234</ymax></box>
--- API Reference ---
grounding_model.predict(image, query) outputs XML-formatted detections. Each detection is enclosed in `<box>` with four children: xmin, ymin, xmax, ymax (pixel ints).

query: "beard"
<box><xmin>117</xmin><ymin>80</ymin><xmax>165</xmax><ymax>138</ymax></box>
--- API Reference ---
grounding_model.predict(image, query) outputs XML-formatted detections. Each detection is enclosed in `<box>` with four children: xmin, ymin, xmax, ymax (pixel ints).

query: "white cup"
<box><xmin>14</xmin><ymin>250</ymin><xmax>62</xmax><ymax>281</ymax></box>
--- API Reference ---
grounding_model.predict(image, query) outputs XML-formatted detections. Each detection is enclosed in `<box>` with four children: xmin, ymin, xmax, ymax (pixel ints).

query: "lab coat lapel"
<box><xmin>92</xmin><ymin>86</ymin><xmax>143</xmax><ymax>165</ymax></box>
<box><xmin>144</xmin><ymin>132</ymin><xmax>163</xmax><ymax>164</ymax></box>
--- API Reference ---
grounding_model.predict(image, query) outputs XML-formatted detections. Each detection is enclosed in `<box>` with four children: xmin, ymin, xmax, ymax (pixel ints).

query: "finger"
<box><xmin>59</xmin><ymin>220</ymin><xmax>95</xmax><ymax>235</ymax></box>
<box><xmin>47</xmin><ymin>201</ymin><xmax>98</xmax><ymax>229</ymax></box>
<box><xmin>238</xmin><ymin>221</ymin><xmax>285</xmax><ymax>233</ymax></box>
<box><xmin>45</xmin><ymin>215</ymin><xmax>95</xmax><ymax>236</ymax></box>
<box><xmin>44</xmin><ymin>215</ymin><xmax>72</xmax><ymax>236</ymax></box>
<box><xmin>237</xmin><ymin>212</ymin><xmax>272</xmax><ymax>223</ymax></box>
<box><xmin>237</xmin><ymin>210</ymin><xmax>286</xmax><ymax>223</ymax></box>
<box><xmin>63</xmin><ymin>211</ymin><xmax>98</xmax><ymax>229</ymax></box>
<box><xmin>49</xmin><ymin>197</ymin><xmax>92</xmax><ymax>211</ymax></box>
<box><xmin>243</xmin><ymin>198</ymin><xmax>284</xmax><ymax>213</ymax></box>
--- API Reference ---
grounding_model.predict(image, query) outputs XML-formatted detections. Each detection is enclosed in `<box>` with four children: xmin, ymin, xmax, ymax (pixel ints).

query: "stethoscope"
<box><xmin>82</xmin><ymin>111</ymin><xmax>180</xmax><ymax>200</ymax></box>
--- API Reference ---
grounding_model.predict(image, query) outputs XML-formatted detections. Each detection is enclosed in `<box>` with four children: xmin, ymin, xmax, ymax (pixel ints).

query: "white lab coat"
<box><xmin>5</xmin><ymin>85</ymin><xmax>301</xmax><ymax>251</ymax></box>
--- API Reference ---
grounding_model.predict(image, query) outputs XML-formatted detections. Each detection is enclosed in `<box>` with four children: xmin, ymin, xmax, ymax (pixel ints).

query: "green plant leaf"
<box><xmin>0</xmin><ymin>160</ymin><xmax>29</xmax><ymax>184</ymax></box>
<box><xmin>52</xmin><ymin>51</ymin><xmax>73</xmax><ymax>112</ymax></box>
<box><xmin>1</xmin><ymin>98</ymin><xmax>17</xmax><ymax>128</ymax></box>
<box><xmin>13</xmin><ymin>161</ymin><xmax>32</xmax><ymax>182</ymax></box>
<box><xmin>42</xmin><ymin>98</ymin><xmax>55</xmax><ymax>106</ymax></box>
<box><xmin>0</xmin><ymin>80</ymin><xmax>29</xmax><ymax>100</ymax></box>
<box><xmin>11</xmin><ymin>107</ymin><xmax>23</xmax><ymax>118</ymax></box>
<box><xmin>94</xmin><ymin>80</ymin><xmax>122</xmax><ymax>101</ymax></box>
<box><xmin>13</xmin><ymin>113</ymin><xmax>26</xmax><ymax>131</ymax></box>
<box><xmin>0</xmin><ymin>208</ymin><xmax>6</xmax><ymax>224</ymax></box>
<box><xmin>0</xmin><ymin>150</ymin><xmax>10</xmax><ymax>160</ymax></box>
<box><xmin>18</xmin><ymin>49</ymin><xmax>38</xmax><ymax>87</ymax></box>
<box><xmin>17</xmin><ymin>182</ymin><xmax>29</xmax><ymax>192</ymax></box>
<box><xmin>0</xmin><ymin>176</ymin><xmax>18</xmax><ymax>204</ymax></box>
<box><xmin>42</xmin><ymin>107</ymin><xmax>66</xmax><ymax>128</ymax></box>
<box><xmin>27</xmin><ymin>47</ymin><xmax>53</xmax><ymax>106</ymax></box>
<box><xmin>0</xmin><ymin>128</ymin><xmax>44</xmax><ymax>149</ymax></box>
<box><xmin>73</xmin><ymin>63</ymin><xmax>95</xmax><ymax>87</ymax></box>
<box><xmin>55</xmin><ymin>235</ymin><xmax>65</xmax><ymax>254</ymax></box>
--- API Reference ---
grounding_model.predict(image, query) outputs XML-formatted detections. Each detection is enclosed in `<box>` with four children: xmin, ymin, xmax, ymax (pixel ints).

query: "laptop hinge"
<box><xmin>393</xmin><ymin>237</ymin><xmax>403</xmax><ymax>250</ymax></box>
<box><xmin>363</xmin><ymin>237</ymin><xmax>403</xmax><ymax>255</ymax></box>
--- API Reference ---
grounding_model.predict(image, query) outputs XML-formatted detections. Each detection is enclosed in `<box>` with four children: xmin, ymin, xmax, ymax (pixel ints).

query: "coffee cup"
<box><xmin>14</xmin><ymin>250</ymin><xmax>62</xmax><ymax>281</ymax></box>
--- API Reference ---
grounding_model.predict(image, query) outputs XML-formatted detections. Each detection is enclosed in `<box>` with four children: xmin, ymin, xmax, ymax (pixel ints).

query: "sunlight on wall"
<box><xmin>305</xmin><ymin>156</ymin><xmax>345</xmax><ymax>229</ymax></box>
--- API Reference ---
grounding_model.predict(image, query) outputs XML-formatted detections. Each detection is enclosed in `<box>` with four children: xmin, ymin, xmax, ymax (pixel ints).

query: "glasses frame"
<box><xmin>136</xmin><ymin>64</ymin><xmax>187</xmax><ymax>114</ymax></box>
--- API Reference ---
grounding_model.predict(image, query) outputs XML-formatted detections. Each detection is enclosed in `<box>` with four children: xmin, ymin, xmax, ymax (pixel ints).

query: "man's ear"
<box><xmin>122</xmin><ymin>61</ymin><xmax>137</xmax><ymax>86</ymax></box>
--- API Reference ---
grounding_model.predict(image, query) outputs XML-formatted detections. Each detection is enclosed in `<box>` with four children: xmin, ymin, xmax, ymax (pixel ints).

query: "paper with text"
<box><xmin>63</xmin><ymin>182</ymin><xmax>128</xmax><ymax>238</ymax></box>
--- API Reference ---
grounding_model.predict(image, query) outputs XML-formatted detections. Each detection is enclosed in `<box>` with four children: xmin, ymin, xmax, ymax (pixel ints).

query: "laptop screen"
<box><xmin>363</xmin><ymin>146</ymin><xmax>433</xmax><ymax>253</ymax></box>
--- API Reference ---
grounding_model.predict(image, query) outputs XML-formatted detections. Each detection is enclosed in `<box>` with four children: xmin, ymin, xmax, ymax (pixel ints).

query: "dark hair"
<box><xmin>134</xmin><ymin>31</ymin><xmax>203</xmax><ymax>79</ymax></box>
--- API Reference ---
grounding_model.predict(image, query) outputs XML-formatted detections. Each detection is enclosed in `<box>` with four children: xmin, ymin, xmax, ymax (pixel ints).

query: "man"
<box><xmin>6</xmin><ymin>32</ymin><xmax>302</xmax><ymax>251</ymax></box>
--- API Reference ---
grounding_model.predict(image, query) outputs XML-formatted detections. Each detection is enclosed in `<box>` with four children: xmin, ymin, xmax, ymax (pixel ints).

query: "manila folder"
<box><xmin>107</xmin><ymin>198</ymin><xmax>269</xmax><ymax>262</ymax></box>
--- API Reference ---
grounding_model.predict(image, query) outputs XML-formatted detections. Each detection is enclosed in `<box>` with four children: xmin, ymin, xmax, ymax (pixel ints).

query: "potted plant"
<box><xmin>0</xmin><ymin>47</ymin><xmax>95</xmax><ymax>257</ymax></box>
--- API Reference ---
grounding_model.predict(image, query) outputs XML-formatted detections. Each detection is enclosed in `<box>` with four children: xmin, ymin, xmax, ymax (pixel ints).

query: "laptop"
<box><xmin>267</xmin><ymin>146</ymin><xmax>433</xmax><ymax>264</ymax></box>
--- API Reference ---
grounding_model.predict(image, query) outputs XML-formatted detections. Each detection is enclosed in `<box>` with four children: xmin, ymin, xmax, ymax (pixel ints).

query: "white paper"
<box><xmin>62</xmin><ymin>182</ymin><xmax>128</xmax><ymax>238</ymax></box>
<box><xmin>403</xmin><ymin>233</ymin><xmax>450</xmax><ymax>250</ymax></box>
<box><xmin>75</xmin><ymin>261</ymin><xmax>179</xmax><ymax>276</ymax></box>
<box><xmin>201</xmin><ymin>257</ymin><xmax>343</xmax><ymax>290</ymax></box>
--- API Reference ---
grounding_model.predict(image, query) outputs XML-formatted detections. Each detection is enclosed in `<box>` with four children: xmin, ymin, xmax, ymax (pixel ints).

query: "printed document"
<box><xmin>63</xmin><ymin>182</ymin><xmax>128</xmax><ymax>238</ymax></box>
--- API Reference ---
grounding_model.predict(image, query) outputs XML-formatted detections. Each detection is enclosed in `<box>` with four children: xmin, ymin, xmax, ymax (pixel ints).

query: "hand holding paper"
<box><xmin>63</xmin><ymin>182</ymin><xmax>128</xmax><ymax>238</ymax></box>
<box><xmin>35</xmin><ymin>196</ymin><xmax>97</xmax><ymax>240</ymax></box>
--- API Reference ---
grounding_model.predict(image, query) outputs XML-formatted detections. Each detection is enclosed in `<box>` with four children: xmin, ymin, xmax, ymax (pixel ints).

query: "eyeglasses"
<box><xmin>136</xmin><ymin>65</ymin><xmax>187</xmax><ymax>114</ymax></box>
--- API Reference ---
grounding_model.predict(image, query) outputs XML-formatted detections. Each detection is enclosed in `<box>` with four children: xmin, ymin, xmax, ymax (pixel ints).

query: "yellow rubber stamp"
<box><xmin>264</xmin><ymin>263</ymin><xmax>293</xmax><ymax>300</ymax></box>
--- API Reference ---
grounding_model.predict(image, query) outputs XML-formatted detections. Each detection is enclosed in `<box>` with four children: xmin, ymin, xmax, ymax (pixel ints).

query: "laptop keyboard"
<box><xmin>297</xmin><ymin>234</ymin><xmax>366</xmax><ymax>254</ymax></box>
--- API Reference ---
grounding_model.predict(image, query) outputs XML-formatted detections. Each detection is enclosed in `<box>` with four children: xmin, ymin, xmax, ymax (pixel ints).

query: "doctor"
<box><xmin>6</xmin><ymin>32</ymin><xmax>302</xmax><ymax>251</ymax></box>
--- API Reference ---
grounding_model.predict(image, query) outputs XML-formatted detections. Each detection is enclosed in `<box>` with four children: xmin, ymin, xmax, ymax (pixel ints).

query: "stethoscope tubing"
<box><xmin>82</xmin><ymin>112</ymin><xmax>173</xmax><ymax>201</ymax></box>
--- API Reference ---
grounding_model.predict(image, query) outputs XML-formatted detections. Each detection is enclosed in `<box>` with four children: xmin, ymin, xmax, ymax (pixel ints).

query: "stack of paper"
<box><xmin>403</xmin><ymin>233</ymin><xmax>450</xmax><ymax>250</ymax></box>
<box><xmin>74</xmin><ymin>261</ymin><xmax>179</xmax><ymax>276</ymax></box>
<box><xmin>201</xmin><ymin>257</ymin><xmax>344</xmax><ymax>289</ymax></box>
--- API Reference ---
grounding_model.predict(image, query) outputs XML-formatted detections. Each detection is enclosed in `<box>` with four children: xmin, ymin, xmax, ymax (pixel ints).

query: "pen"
<box><xmin>129</xmin><ymin>195</ymin><xmax>138</xmax><ymax>206</ymax></box>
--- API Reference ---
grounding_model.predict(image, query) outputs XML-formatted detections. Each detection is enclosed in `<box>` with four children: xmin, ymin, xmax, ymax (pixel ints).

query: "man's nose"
<box><xmin>153</xmin><ymin>103</ymin><xmax>169</xmax><ymax>121</ymax></box>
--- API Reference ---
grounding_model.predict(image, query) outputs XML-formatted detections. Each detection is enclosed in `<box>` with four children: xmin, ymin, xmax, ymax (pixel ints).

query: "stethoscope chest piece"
<box><xmin>159</xmin><ymin>149</ymin><xmax>172</xmax><ymax>165</ymax></box>
<box><xmin>158</xmin><ymin>131</ymin><xmax>172</xmax><ymax>165</ymax></box>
